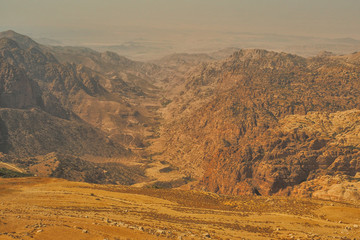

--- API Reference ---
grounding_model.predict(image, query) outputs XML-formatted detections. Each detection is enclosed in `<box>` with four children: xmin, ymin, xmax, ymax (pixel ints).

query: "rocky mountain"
<box><xmin>0</xmin><ymin>35</ymin><xmax>125</xmax><ymax>153</ymax></box>
<box><xmin>152</xmin><ymin>49</ymin><xmax>360</xmax><ymax>199</ymax></box>
<box><xmin>0</xmin><ymin>31</ymin><xmax>159</xmax><ymax>184</ymax></box>
<box><xmin>0</xmin><ymin>31</ymin><xmax>359</xmax><ymax>201</ymax></box>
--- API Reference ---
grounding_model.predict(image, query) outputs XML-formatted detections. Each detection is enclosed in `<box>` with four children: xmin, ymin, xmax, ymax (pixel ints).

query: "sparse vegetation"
<box><xmin>0</xmin><ymin>168</ymin><xmax>32</xmax><ymax>178</ymax></box>
<box><xmin>160</xmin><ymin>97</ymin><xmax>172</xmax><ymax>107</ymax></box>
<box><xmin>0</xmin><ymin>178</ymin><xmax>359</xmax><ymax>239</ymax></box>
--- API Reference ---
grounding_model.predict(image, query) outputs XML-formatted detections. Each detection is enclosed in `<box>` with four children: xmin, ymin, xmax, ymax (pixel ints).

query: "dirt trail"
<box><xmin>0</xmin><ymin>162</ymin><xmax>24</xmax><ymax>173</ymax></box>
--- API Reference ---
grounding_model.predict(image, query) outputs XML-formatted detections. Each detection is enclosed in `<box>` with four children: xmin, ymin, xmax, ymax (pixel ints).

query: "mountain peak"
<box><xmin>316</xmin><ymin>51</ymin><xmax>335</xmax><ymax>58</ymax></box>
<box><xmin>0</xmin><ymin>30</ymin><xmax>39</xmax><ymax>49</ymax></box>
<box><xmin>231</xmin><ymin>49</ymin><xmax>271</xmax><ymax>59</ymax></box>
<box><xmin>0</xmin><ymin>30</ymin><xmax>18</xmax><ymax>36</ymax></box>
<box><xmin>223</xmin><ymin>48</ymin><xmax>306</xmax><ymax>71</ymax></box>
<box><xmin>230</xmin><ymin>49</ymin><xmax>303</xmax><ymax>61</ymax></box>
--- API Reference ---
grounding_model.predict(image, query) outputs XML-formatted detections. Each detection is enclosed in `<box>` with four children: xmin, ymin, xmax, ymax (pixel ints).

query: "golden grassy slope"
<box><xmin>0</xmin><ymin>177</ymin><xmax>359</xmax><ymax>240</ymax></box>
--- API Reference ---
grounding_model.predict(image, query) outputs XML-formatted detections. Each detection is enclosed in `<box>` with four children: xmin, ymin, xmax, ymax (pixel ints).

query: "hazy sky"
<box><xmin>1</xmin><ymin>0</ymin><xmax>360</xmax><ymax>39</ymax></box>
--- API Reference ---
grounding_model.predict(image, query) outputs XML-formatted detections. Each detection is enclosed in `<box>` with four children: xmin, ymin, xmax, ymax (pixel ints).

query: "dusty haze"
<box><xmin>1</xmin><ymin>0</ymin><xmax>360</xmax><ymax>59</ymax></box>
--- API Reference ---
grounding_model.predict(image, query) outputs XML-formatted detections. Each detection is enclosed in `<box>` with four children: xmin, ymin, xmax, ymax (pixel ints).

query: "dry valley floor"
<box><xmin>0</xmin><ymin>178</ymin><xmax>359</xmax><ymax>240</ymax></box>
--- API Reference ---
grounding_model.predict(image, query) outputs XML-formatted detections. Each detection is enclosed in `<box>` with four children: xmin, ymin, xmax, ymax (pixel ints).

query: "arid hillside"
<box><xmin>0</xmin><ymin>30</ymin><xmax>359</xmax><ymax>200</ymax></box>
<box><xmin>0</xmin><ymin>31</ymin><xmax>160</xmax><ymax>184</ymax></box>
<box><xmin>151</xmin><ymin>49</ymin><xmax>360</xmax><ymax>198</ymax></box>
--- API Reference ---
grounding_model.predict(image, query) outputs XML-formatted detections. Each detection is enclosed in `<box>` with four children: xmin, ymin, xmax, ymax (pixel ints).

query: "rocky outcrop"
<box><xmin>292</xmin><ymin>174</ymin><xmax>360</xmax><ymax>202</ymax></box>
<box><xmin>200</xmin><ymin>110</ymin><xmax>360</xmax><ymax>196</ymax></box>
<box><xmin>13</xmin><ymin>152</ymin><xmax>146</xmax><ymax>185</ymax></box>
<box><xmin>155</xmin><ymin>49</ymin><xmax>360</xmax><ymax>196</ymax></box>
<box><xmin>0</xmin><ymin>31</ymin><xmax>158</xmax><ymax>154</ymax></box>
<box><xmin>0</xmin><ymin>31</ymin><xmax>150</xmax><ymax>183</ymax></box>
<box><xmin>0</xmin><ymin>108</ymin><xmax>126</xmax><ymax>157</ymax></box>
<box><xmin>0</xmin><ymin>57</ymin><xmax>41</xmax><ymax>109</ymax></box>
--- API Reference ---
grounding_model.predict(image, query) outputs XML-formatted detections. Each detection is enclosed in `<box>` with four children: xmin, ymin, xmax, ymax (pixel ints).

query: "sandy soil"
<box><xmin>0</xmin><ymin>177</ymin><xmax>359</xmax><ymax>240</ymax></box>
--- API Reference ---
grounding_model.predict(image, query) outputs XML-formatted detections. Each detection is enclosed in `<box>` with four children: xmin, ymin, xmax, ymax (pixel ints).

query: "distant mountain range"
<box><xmin>83</xmin><ymin>32</ymin><xmax>360</xmax><ymax>61</ymax></box>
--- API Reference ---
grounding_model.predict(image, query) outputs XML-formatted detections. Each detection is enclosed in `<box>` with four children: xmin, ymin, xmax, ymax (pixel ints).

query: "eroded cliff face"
<box><xmin>0</xmin><ymin>36</ymin><xmax>131</xmax><ymax>156</ymax></box>
<box><xmin>0</xmin><ymin>59</ymin><xmax>40</xmax><ymax>109</ymax></box>
<box><xmin>200</xmin><ymin>110</ymin><xmax>360</xmax><ymax>196</ymax></box>
<box><xmin>154</xmin><ymin>49</ymin><xmax>360</xmax><ymax>197</ymax></box>
<box><xmin>0</xmin><ymin>32</ymin><xmax>149</xmax><ymax>183</ymax></box>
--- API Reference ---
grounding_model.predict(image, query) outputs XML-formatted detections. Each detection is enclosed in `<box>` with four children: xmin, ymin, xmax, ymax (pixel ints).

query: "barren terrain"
<box><xmin>0</xmin><ymin>31</ymin><xmax>360</xmax><ymax>240</ymax></box>
<box><xmin>1</xmin><ymin>177</ymin><xmax>359</xmax><ymax>240</ymax></box>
